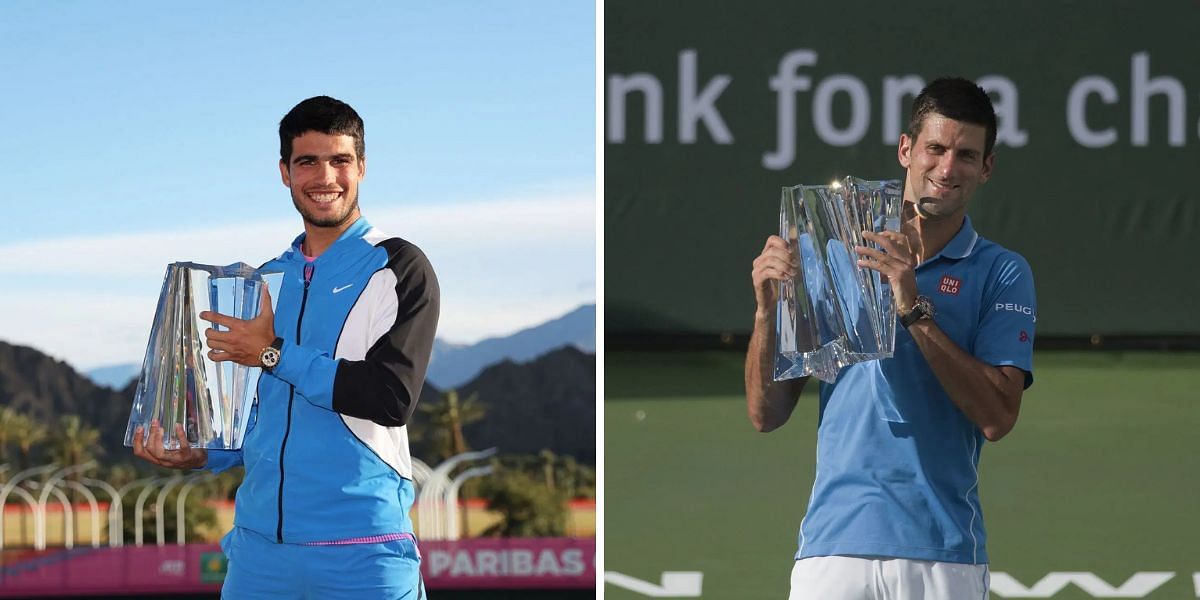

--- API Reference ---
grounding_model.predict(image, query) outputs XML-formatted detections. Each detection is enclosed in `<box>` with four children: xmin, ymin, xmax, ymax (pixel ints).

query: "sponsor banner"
<box><xmin>423</xmin><ymin>538</ymin><xmax>595</xmax><ymax>589</ymax></box>
<box><xmin>604</xmin><ymin>1</ymin><xmax>1200</xmax><ymax>337</ymax></box>
<box><xmin>0</xmin><ymin>538</ymin><xmax>594</xmax><ymax>596</ymax></box>
<box><xmin>0</xmin><ymin>545</ymin><xmax>218</xmax><ymax>597</ymax></box>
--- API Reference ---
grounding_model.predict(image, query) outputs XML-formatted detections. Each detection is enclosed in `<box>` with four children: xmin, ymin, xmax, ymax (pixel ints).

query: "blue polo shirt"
<box><xmin>796</xmin><ymin>216</ymin><xmax>1036</xmax><ymax>565</ymax></box>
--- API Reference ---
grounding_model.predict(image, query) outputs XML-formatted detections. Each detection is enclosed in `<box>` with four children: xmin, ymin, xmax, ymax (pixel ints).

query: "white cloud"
<box><xmin>0</xmin><ymin>193</ymin><xmax>595</xmax><ymax>369</ymax></box>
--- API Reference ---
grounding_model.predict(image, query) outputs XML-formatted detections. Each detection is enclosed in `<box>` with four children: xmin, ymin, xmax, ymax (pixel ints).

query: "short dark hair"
<box><xmin>908</xmin><ymin>78</ymin><xmax>997</xmax><ymax>157</ymax></box>
<box><xmin>279</xmin><ymin>96</ymin><xmax>365</xmax><ymax>163</ymax></box>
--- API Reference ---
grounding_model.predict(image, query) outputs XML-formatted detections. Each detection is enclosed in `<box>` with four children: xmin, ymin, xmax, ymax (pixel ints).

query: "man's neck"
<box><xmin>907</xmin><ymin>210</ymin><xmax>965</xmax><ymax>265</ymax></box>
<box><xmin>301</xmin><ymin>216</ymin><xmax>358</xmax><ymax>258</ymax></box>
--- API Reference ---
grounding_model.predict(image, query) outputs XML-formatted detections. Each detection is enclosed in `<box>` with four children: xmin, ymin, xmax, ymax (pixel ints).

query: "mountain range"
<box><xmin>427</xmin><ymin>303</ymin><xmax>594</xmax><ymax>389</ymax></box>
<box><xmin>86</xmin><ymin>303</ymin><xmax>596</xmax><ymax>391</ymax></box>
<box><xmin>0</xmin><ymin>341</ymin><xmax>595</xmax><ymax>466</ymax></box>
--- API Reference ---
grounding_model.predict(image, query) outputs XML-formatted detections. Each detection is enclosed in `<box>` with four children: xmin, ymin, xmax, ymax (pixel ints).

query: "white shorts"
<box><xmin>788</xmin><ymin>556</ymin><xmax>989</xmax><ymax>600</ymax></box>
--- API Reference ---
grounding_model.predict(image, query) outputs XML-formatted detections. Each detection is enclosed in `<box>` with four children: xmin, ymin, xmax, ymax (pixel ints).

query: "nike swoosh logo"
<box><xmin>332</xmin><ymin>284</ymin><xmax>354</xmax><ymax>294</ymax></box>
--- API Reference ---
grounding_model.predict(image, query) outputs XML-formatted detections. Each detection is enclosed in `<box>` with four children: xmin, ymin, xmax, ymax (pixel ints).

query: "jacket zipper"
<box><xmin>277</xmin><ymin>262</ymin><xmax>314</xmax><ymax>543</ymax></box>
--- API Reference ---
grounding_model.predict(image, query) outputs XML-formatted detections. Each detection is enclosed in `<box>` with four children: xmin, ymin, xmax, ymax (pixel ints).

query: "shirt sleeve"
<box><xmin>972</xmin><ymin>252</ymin><xmax>1037</xmax><ymax>389</ymax></box>
<box><xmin>271</xmin><ymin>244</ymin><xmax>440</xmax><ymax>427</ymax></box>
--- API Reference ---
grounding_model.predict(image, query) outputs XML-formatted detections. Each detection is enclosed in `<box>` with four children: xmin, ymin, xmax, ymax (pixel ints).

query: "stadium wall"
<box><xmin>604</xmin><ymin>0</ymin><xmax>1200</xmax><ymax>339</ymax></box>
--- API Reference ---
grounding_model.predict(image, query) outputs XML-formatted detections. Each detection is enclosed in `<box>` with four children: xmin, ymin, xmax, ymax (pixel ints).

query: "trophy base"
<box><xmin>774</xmin><ymin>345</ymin><xmax>894</xmax><ymax>384</ymax></box>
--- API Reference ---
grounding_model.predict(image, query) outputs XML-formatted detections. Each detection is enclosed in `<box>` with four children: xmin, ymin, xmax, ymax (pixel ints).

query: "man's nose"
<box><xmin>936</xmin><ymin>154</ymin><xmax>955</xmax><ymax>178</ymax></box>
<box><xmin>317</xmin><ymin>162</ymin><xmax>336</xmax><ymax>183</ymax></box>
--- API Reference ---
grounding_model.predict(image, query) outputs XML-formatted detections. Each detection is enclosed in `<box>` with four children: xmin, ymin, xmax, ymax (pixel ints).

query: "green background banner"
<box><xmin>605</xmin><ymin>1</ymin><xmax>1200</xmax><ymax>338</ymax></box>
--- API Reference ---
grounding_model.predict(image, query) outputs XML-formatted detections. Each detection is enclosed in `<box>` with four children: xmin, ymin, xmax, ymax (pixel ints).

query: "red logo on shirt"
<box><xmin>939</xmin><ymin>275</ymin><xmax>961</xmax><ymax>296</ymax></box>
<box><xmin>1019</xmin><ymin>330</ymin><xmax>1029</xmax><ymax>343</ymax></box>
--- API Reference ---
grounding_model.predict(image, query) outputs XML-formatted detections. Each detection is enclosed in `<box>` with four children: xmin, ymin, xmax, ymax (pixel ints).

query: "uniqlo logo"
<box><xmin>939</xmin><ymin>275</ymin><xmax>961</xmax><ymax>296</ymax></box>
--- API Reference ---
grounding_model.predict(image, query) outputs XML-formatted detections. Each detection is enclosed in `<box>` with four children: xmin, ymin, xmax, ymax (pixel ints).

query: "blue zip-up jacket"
<box><xmin>206</xmin><ymin>217</ymin><xmax>440</xmax><ymax>543</ymax></box>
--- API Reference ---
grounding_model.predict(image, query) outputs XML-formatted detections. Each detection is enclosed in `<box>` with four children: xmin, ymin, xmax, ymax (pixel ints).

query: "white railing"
<box><xmin>416</xmin><ymin>447</ymin><xmax>498</xmax><ymax>540</ymax></box>
<box><xmin>2</xmin><ymin>451</ymin><xmax>506</xmax><ymax>547</ymax></box>
<box><xmin>445</xmin><ymin>465</ymin><xmax>494</xmax><ymax>540</ymax></box>
<box><xmin>0</xmin><ymin>463</ymin><xmax>58</xmax><ymax>551</ymax></box>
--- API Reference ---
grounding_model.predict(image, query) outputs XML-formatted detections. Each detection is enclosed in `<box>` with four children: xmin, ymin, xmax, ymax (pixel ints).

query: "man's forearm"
<box><xmin>906</xmin><ymin>320</ymin><xmax>1022</xmax><ymax>441</ymax></box>
<box><xmin>745</xmin><ymin>310</ymin><xmax>805</xmax><ymax>432</ymax></box>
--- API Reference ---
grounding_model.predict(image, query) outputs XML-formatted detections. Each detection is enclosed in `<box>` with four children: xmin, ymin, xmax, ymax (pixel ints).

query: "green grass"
<box><xmin>604</xmin><ymin>351</ymin><xmax>1200</xmax><ymax>599</ymax></box>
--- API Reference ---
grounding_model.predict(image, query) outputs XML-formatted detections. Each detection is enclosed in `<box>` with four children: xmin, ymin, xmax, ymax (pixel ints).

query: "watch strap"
<box><xmin>900</xmin><ymin>306</ymin><xmax>926</xmax><ymax>329</ymax></box>
<box><xmin>900</xmin><ymin>296</ymin><xmax>933</xmax><ymax>329</ymax></box>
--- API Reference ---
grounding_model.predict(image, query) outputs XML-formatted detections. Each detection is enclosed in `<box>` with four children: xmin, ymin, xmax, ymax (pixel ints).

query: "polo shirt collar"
<box><xmin>923</xmin><ymin>216</ymin><xmax>979</xmax><ymax>264</ymax></box>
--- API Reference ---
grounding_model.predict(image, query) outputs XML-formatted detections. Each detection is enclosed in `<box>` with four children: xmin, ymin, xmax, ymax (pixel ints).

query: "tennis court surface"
<box><xmin>604</xmin><ymin>351</ymin><xmax>1200</xmax><ymax>599</ymax></box>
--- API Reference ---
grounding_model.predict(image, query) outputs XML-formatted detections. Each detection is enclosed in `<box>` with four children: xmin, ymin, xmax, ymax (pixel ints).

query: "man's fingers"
<box><xmin>763</xmin><ymin>235</ymin><xmax>788</xmax><ymax>252</ymax></box>
<box><xmin>148</xmin><ymin>423</ymin><xmax>166</xmax><ymax>459</ymax></box>
<box><xmin>758</xmin><ymin>242</ymin><xmax>797</xmax><ymax>264</ymax></box>
<box><xmin>205</xmin><ymin>328</ymin><xmax>233</xmax><ymax>343</ymax></box>
<box><xmin>861</xmin><ymin>232</ymin><xmax>910</xmax><ymax>261</ymax></box>
<box><xmin>258</xmin><ymin>285</ymin><xmax>274</xmax><ymax>320</ymax></box>
<box><xmin>132</xmin><ymin>425</ymin><xmax>146</xmax><ymax>457</ymax></box>
<box><xmin>131</xmin><ymin>421</ymin><xmax>202</xmax><ymax>469</ymax></box>
<box><xmin>199</xmin><ymin>310</ymin><xmax>237</xmax><ymax>327</ymax></box>
<box><xmin>755</xmin><ymin>255</ymin><xmax>796</xmax><ymax>279</ymax></box>
<box><xmin>175</xmin><ymin>423</ymin><xmax>191</xmax><ymax>448</ymax></box>
<box><xmin>856</xmin><ymin>247</ymin><xmax>898</xmax><ymax>274</ymax></box>
<box><xmin>855</xmin><ymin>245</ymin><xmax>887</xmax><ymax>261</ymax></box>
<box><xmin>208</xmin><ymin>349</ymin><xmax>231</xmax><ymax>362</ymax></box>
<box><xmin>762</xmin><ymin>257</ymin><xmax>797</xmax><ymax>274</ymax></box>
<box><xmin>755</xmin><ymin>266</ymin><xmax>793</xmax><ymax>283</ymax></box>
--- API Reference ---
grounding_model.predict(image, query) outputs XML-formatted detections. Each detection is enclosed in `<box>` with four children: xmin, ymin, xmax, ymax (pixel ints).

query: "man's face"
<box><xmin>898</xmin><ymin>113</ymin><xmax>994</xmax><ymax>221</ymax></box>
<box><xmin>279</xmin><ymin>131</ymin><xmax>365</xmax><ymax>229</ymax></box>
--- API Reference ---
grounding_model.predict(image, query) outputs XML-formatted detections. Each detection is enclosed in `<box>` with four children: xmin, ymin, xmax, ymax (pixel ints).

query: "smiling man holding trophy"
<box><xmin>745</xmin><ymin>78</ymin><xmax>1037</xmax><ymax>599</ymax></box>
<box><xmin>131</xmin><ymin>96</ymin><xmax>439</xmax><ymax>598</ymax></box>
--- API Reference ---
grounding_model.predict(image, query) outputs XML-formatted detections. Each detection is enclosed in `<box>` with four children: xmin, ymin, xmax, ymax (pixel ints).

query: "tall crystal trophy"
<box><xmin>124</xmin><ymin>262</ymin><xmax>282</xmax><ymax>450</ymax></box>
<box><xmin>775</xmin><ymin>177</ymin><xmax>903</xmax><ymax>383</ymax></box>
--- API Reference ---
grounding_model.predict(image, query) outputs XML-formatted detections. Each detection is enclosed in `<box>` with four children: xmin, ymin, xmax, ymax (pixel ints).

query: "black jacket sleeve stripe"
<box><xmin>331</xmin><ymin>240</ymin><xmax>440</xmax><ymax>426</ymax></box>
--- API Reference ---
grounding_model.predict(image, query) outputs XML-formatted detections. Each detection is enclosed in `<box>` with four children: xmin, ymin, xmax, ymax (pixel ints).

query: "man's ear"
<box><xmin>897</xmin><ymin>134</ymin><xmax>912</xmax><ymax>169</ymax></box>
<box><xmin>279</xmin><ymin>160</ymin><xmax>291</xmax><ymax>187</ymax></box>
<box><xmin>980</xmin><ymin>152</ymin><xmax>995</xmax><ymax>183</ymax></box>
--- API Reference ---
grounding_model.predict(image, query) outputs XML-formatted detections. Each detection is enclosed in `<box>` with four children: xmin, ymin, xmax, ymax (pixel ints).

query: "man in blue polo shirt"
<box><xmin>745</xmin><ymin>78</ymin><xmax>1037</xmax><ymax>599</ymax></box>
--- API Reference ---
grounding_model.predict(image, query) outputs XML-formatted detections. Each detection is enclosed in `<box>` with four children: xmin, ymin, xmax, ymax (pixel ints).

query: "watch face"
<box><xmin>261</xmin><ymin>347</ymin><xmax>280</xmax><ymax>368</ymax></box>
<box><xmin>917</xmin><ymin>296</ymin><xmax>935</xmax><ymax>318</ymax></box>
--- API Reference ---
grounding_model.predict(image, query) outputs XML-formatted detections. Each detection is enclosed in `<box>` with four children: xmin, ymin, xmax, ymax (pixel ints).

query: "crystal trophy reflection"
<box><xmin>124</xmin><ymin>262</ymin><xmax>282</xmax><ymax>450</ymax></box>
<box><xmin>774</xmin><ymin>177</ymin><xmax>903</xmax><ymax>383</ymax></box>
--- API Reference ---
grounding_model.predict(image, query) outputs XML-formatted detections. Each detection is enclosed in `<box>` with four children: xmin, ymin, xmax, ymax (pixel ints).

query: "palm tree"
<box><xmin>50</xmin><ymin>415</ymin><xmax>104</xmax><ymax>509</ymax></box>
<box><xmin>0</xmin><ymin>406</ymin><xmax>23</xmax><ymax>477</ymax></box>
<box><xmin>50</xmin><ymin>415</ymin><xmax>102</xmax><ymax>469</ymax></box>
<box><xmin>10</xmin><ymin>413</ymin><xmax>48</xmax><ymax>544</ymax></box>
<box><xmin>416</xmin><ymin>390</ymin><xmax>487</xmax><ymax>462</ymax></box>
<box><xmin>540</xmin><ymin>449</ymin><xmax>557</xmax><ymax>490</ymax></box>
<box><xmin>11</xmin><ymin>413</ymin><xmax>48</xmax><ymax>472</ymax></box>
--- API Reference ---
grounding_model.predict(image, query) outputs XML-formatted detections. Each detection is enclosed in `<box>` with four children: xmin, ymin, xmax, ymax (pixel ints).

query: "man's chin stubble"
<box><xmin>914</xmin><ymin>197</ymin><xmax>951</xmax><ymax>220</ymax></box>
<box><xmin>294</xmin><ymin>196</ymin><xmax>359</xmax><ymax>228</ymax></box>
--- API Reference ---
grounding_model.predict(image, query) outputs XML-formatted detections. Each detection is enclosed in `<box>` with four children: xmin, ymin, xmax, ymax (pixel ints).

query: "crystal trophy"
<box><xmin>774</xmin><ymin>177</ymin><xmax>903</xmax><ymax>383</ymax></box>
<box><xmin>124</xmin><ymin>262</ymin><xmax>282</xmax><ymax>450</ymax></box>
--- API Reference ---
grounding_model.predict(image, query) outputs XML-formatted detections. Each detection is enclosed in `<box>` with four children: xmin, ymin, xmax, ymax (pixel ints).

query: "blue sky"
<box><xmin>0</xmin><ymin>2</ymin><xmax>595</xmax><ymax>369</ymax></box>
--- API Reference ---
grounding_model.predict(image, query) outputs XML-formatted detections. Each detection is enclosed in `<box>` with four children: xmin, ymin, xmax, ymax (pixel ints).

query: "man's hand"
<box><xmin>131</xmin><ymin>422</ymin><xmax>208</xmax><ymax>470</ymax></box>
<box><xmin>202</xmin><ymin>286</ymin><xmax>276</xmax><ymax>367</ymax></box>
<box><xmin>746</xmin><ymin>235</ymin><xmax>807</xmax><ymax>432</ymax></box>
<box><xmin>856</xmin><ymin>230</ymin><xmax>920</xmax><ymax>315</ymax></box>
<box><xmin>752</xmin><ymin>235</ymin><xmax>798</xmax><ymax>318</ymax></box>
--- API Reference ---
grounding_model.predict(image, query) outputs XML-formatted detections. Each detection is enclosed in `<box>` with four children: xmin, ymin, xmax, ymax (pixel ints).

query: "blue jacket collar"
<box><xmin>285</xmin><ymin>216</ymin><xmax>372</xmax><ymax>264</ymax></box>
